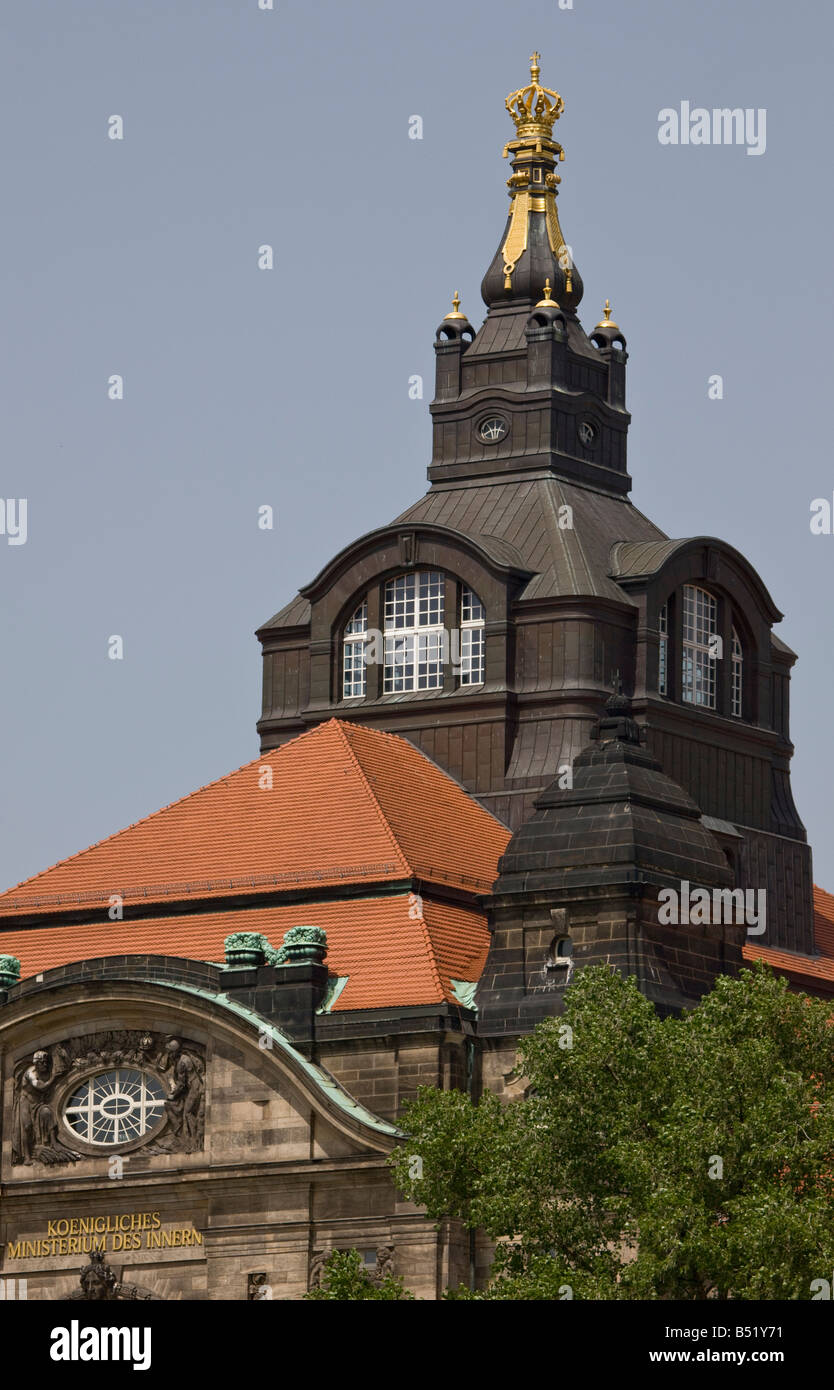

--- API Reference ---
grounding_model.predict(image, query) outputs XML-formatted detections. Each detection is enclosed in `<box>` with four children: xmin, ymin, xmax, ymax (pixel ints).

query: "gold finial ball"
<box><xmin>535</xmin><ymin>279</ymin><xmax>559</xmax><ymax>307</ymax></box>
<box><xmin>595</xmin><ymin>298</ymin><xmax>620</xmax><ymax>331</ymax></box>
<box><xmin>444</xmin><ymin>291</ymin><xmax>466</xmax><ymax>321</ymax></box>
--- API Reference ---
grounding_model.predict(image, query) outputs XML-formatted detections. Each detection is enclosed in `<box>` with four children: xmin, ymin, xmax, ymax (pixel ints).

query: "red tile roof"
<box><xmin>0</xmin><ymin>720</ymin><xmax>507</xmax><ymax>1012</ymax></box>
<box><xmin>0</xmin><ymin>896</ymin><xmax>489</xmax><ymax>1012</ymax></box>
<box><xmin>0</xmin><ymin>720</ymin><xmax>510</xmax><ymax>917</ymax></box>
<box><xmin>743</xmin><ymin>883</ymin><xmax>834</xmax><ymax>986</ymax></box>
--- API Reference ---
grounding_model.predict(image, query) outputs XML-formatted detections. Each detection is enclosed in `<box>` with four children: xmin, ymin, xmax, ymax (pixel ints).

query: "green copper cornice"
<box><xmin>153</xmin><ymin>979</ymin><xmax>402</xmax><ymax>1139</ymax></box>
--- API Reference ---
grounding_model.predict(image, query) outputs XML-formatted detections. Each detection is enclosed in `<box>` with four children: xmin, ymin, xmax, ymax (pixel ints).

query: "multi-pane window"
<box><xmin>64</xmin><ymin>1068</ymin><xmax>166</xmax><ymax>1147</ymax></box>
<box><xmin>681</xmin><ymin>585</ymin><xmax>717</xmax><ymax>709</ymax></box>
<box><xmin>658</xmin><ymin>602</ymin><xmax>668</xmax><ymax>696</ymax></box>
<box><xmin>459</xmin><ymin>585</ymin><xmax>485</xmax><ymax>685</ymax></box>
<box><xmin>341</xmin><ymin>575</ymin><xmax>487</xmax><ymax>697</ymax></box>
<box><xmin>342</xmin><ymin>600</ymin><xmax>368</xmax><ymax>698</ymax></box>
<box><xmin>731</xmin><ymin>627</ymin><xmax>743</xmax><ymax>718</ymax></box>
<box><xmin>383</xmin><ymin>571</ymin><xmax>445</xmax><ymax>693</ymax></box>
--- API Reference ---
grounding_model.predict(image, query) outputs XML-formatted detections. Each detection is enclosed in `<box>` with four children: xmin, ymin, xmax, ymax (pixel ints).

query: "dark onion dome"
<box><xmin>479</xmin><ymin>54</ymin><xmax>584</xmax><ymax>313</ymax></box>
<box><xmin>480</xmin><ymin>207</ymin><xmax>585</xmax><ymax>314</ymax></box>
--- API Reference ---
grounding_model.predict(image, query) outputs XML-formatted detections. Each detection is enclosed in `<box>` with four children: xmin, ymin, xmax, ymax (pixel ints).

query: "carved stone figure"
<box><xmin>158</xmin><ymin>1038</ymin><xmax>205</xmax><ymax>1153</ymax></box>
<box><xmin>68</xmin><ymin>1250</ymin><xmax>161</xmax><ymax>1301</ymax></box>
<box><xmin>78</xmin><ymin>1249</ymin><xmax>118</xmax><ymax>1300</ymax></box>
<box><xmin>12</xmin><ymin>1048</ymin><xmax>81</xmax><ymax>1166</ymax></box>
<box><xmin>309</xmin><ymin>1250</ymin><xmax>328</xmax><ymax>1288</ymax></box>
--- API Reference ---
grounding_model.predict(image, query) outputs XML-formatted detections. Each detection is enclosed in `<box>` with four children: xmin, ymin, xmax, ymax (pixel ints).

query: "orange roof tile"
<box><xmin>0</xmin><ymin>896</ymin><xmax>489</xmax><ymax>1012</ymax></box>
<box><xmin>743</xmin><ymin>883</ymin><xmax>834</xmax><ymax>987</ymax></box>
<box><xmin>0</xmin><ymin>720</ymin><xmax>510</xmax><ymax>917</ymax></box>
<box><xmin>743</xmin><ymin>942</ymin><xmax>834</xmax><ymax>985</ymax></box>
<box><xmin>813</xmin><ymin>884</ymin><xmax>834</xmax><ymax>957</ymax></box>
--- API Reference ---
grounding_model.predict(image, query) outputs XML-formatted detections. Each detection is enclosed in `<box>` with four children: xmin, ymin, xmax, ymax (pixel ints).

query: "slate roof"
<box><xmin>495</xmin><ymin>711</ymin><xmax>733</xmax><ymax>896</ymax></box>
<box><xmin>394</xmin><ymin>477</ymin><xmax>666</xmax><ymax>606</ymax></box>
<box><xmin>261</xmin><ymin>476</ymin><xmax>668</xmax><ymax>629</ymax></box>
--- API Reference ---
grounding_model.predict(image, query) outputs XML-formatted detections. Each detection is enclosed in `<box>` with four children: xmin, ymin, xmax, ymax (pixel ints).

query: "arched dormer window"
<box><xmin>340</xmin><ymin>573</ymin><xmax>486</xmax><ymax>699</ymax></box>
<box><xmin>656</xmin><ymin>586</ymin><xmax>747</xmax><ymax>720</ymax></box>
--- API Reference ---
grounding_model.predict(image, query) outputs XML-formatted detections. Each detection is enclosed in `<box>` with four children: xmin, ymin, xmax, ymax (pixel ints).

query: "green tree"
<box><xmin>304</xmin><ymin>1248</ymin><xmax>415</xmax><ymax>1300</ymax></box>
<box><xmin>391</xmin><ymin>963</ymin><xmax>834</xmax><ymax>1299</ymax></box>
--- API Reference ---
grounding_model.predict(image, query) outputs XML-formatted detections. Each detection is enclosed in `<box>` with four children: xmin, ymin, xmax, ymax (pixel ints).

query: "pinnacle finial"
<box><xmin>530</xmin><ymin>50</ymin><xmax>541</xmax><ymax>83</ymax></box>
<box><xmin>595</xmin><ymin>298</ymin><xmax>620</xmax><ymax>332</ymax></box>
<box><xmin>535</xmin><ymin>278</ymin><xmax>559</xmax><ymax>307</ymax></box>
<box><xmin>444</xmin><ymin>291</ymin><xmax>466</xmax><ymax>321</ymax></box>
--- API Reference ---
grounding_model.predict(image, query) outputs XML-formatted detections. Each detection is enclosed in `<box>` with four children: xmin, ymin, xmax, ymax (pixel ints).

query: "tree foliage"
<box><xmin>390</xmin><ymin>963</ymin><xmax>834</xmax><ymax>1299</ymax></box>
<box><xmin>304</xmin><ymin>1248</ymin><xmax>415</xmax><ymax>1300</ymax></box>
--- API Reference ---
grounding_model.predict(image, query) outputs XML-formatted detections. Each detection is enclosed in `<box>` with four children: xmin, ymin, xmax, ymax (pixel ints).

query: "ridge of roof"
<box><xmin>0</xmin><ymin>719</ymin><xmax>406</xmax><ymax>906</ymax></box>
<box><xmin>0</xmin><ymin>742</ymin><xmax>290</xmax><ymax>903</ymax></box>
<box><xmin>0</xmin><ymin>720</ymin><xmax>507</xmax><ymax>916</ymax></box>
<box><xmin>143</xmin><ymin>981</ymin><xmax>405</xmax><ymax>1139</ymax></box>
<box><xmin>407</xmin><ymin>898</ymin><xmax>447</xmax><ymax>1004</ymax></box>
<box><xmin>330</xmin><ymin>720</ymin><xmax>413</xmax><ymax>877</ymax></box>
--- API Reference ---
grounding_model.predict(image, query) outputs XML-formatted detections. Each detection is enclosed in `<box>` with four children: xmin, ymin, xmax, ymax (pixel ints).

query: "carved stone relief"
<box><xmin>11</xmin><ymin>1030</ymin><xmax>206</xmax><ymax>1166</ymax></box>
<box><xmin>67</xmin><ymin>1249</ymin><xmax>162</xmax><ymax>1301</ymax></box>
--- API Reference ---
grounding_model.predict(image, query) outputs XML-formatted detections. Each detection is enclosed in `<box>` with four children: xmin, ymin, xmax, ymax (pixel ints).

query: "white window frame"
<box><xmin>731</xmin><ymin>626</ymin><xmax>743</xmax><ymax>718</ymax></box>
<box><xmin>681</xmin><ymin>584</ymin><xmax>717</xmax><ymax>709</ymax></box>
<box><xmin>658</xmin><ymin>602</ymin><xmax>668</xmax><ymax>696</ymax></box>
<box><xmin>383</xmin><ymin>571</ymin><xmax>445</xmax><ymax>693</ymax></box>
<box><xmin>342</xmin><ymin>600</ymin><xmax>368</xmax><ymax>698</ymax></box>
<box><xmin>63</xmin><ymin>1068</ymin><xmax>166</xmax><ymax>1147</ymax></box>
<box><xmin>459</xmin><ymin>585</ymin><xmax>485</xmax><ymax>685</ymax></box>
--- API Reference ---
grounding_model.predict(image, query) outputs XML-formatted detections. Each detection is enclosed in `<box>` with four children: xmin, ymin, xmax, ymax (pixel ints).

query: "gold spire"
<box><xmin>505</xmin><ymin>52</ymin><xmax>565</xmax><ymax>141</ymax></box>
<box><xmin>444</xmin><ymin>291</ymin><xmax>466</xmax><ymax>320</ymax></box>
<box><xmin>535</xmin><ymin>279</ymin><xmax>559</xmax><ymax>307</ymax></box>
<box><xmin>595</xmin><ymin>298</ymin><xmax>619</xmax><ymax>331</ymax></box>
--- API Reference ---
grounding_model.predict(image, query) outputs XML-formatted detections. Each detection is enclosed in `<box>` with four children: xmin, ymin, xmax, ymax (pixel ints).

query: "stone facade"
<box><xmin>0</xmin><ymin>959</ymin><xmax>471</xmax><ymax>1300</ymax></box>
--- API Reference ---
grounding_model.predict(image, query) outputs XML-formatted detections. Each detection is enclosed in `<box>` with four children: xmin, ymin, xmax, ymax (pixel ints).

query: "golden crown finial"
<box><xmin>505</xmin><ymin>52</ymin><xmax>564</xmax><ymax>140</ymax></box>
<box><xmin>444</xmin><ymin>290</ymin><xmax>466</xmax><ymax>321</ymax></box>
<box><xmin>535</xmin><ymin>279</ymin><xmax>559</xmax><ymax>307</ymax></box>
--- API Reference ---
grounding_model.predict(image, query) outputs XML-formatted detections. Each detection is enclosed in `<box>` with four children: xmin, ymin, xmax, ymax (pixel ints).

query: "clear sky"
<box><xmin>1</xmin><ymin>0</ymin><xmax>831</xmax><ymax>893</ymax></box>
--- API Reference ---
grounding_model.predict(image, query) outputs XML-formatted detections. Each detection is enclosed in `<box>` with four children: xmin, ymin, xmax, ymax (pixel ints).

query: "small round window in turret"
<box><xmin>578</xmin><ymin>420</ymin><xmax>597</xmax><ymax>447</ymax></box>
<box><xmin>478</xmin><ymin>416</ymin><xmax>509</xmax><ymax>444</ymax></box>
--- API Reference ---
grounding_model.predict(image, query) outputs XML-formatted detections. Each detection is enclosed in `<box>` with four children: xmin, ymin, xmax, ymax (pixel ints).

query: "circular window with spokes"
<box><xmin>63</xmin><ymin>1067</ymin><xmax>167</xmax><ymax>1149</ymax></box>
<box><xmin>477</xmin><ymin>415</ymin><xmax>509</xmax><ymax>444</ymax></box>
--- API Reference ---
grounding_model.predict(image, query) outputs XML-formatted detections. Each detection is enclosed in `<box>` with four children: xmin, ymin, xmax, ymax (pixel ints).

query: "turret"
<box><xmin>428</xmin><ymin>53</ymin><xmax>632</xmax><ymax>496</ymax></box>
